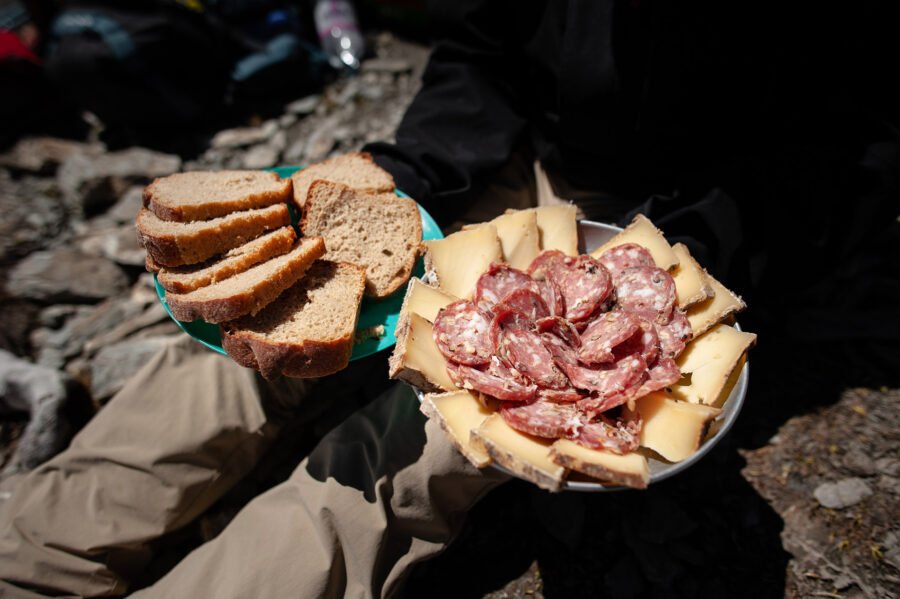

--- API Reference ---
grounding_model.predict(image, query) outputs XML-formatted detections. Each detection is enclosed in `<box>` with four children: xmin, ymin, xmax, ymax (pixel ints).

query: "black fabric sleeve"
<box><xmin>364</xmin><ymin>1</ymin><xmax>540</xmax><ymax>226</ymax></box>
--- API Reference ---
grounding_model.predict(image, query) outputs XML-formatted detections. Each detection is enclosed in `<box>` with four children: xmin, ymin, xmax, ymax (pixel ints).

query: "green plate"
<box><xmin>154</xmin><ymin>165</ymin><xmax>443</xmax><ymax>361</ymax></box>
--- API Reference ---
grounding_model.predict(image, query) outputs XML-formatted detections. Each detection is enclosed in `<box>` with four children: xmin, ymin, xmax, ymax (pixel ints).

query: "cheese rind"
<box><xmin>549</xmin><ymin>440</ymin><xmax>649</xmax><ymax>489</ymax></box>
<box><xmin>388</xmin><ymin>312</ymin><xmax>457</xmax><ymax>393</ymax></box>
<box><xmin>471</xmin><ymin>414</ymin><xmax>565</xmax><ymax>492</ymax></box>
<box><xmin>401</xmin><ymin>278</ymin><xmax>457</xmax><ymax>324</ymax></box>
<box><xmin>490</xmin><ymin>210</ymin><xmax>541</xmax><ymax>270</ymax></box>
<box><xmin>534</xmin><ymin>204</ymin><xmax>578</xmax><ymax>256</ymax></box>
<box><xmin>591</xmin><ymin>214</ymin><xmax>679</xmax><ymax>270</ymax></box>
<box><xmin>686</xmin><ymin>273</ymin><xmax>746</xmax><ymax>337</ymax></box>
<box><xmin>672</xmin><ymin>243</ymin><xmax>715</xmax><ymax>308</ymax></box>
<box><xmin>672</xmin><ymin>324</ymin><xmax>756</xmax><ymax>407</ymax></box>
<box><xmin>635</xmin><ymin>392</ymin><xmax>721</xmax><ymax>462</ymax></box>
<box><xmin>422</xmin><ymin>390</ymin><xmax>493</xmax><ymax>468</ymax></box>
<box><xmin>423</xmin><ymin>225</ymin><xmax>502</xmax><ymax>299</ymax></box>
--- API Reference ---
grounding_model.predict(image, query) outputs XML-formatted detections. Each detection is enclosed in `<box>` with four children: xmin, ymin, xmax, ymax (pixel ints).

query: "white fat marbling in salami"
<box><xmin>446</xmin><ymin>358</ymin><xmax>537</xmax><ymax>402</ymax></box>
<box><xmin>571</xmin><ymin>411</ymin><xmax>643</xmax><ymax>454</ymax></box>
<box><xmin>578</xmin><ymin>311</ymin><xmax>642</xmax><ymax>365</ymax></box>
<box><xmin>496</xmin><ymin>287</ymin><xmax>550</xmax><ymax>322</ymax></box>
<box><xmin>500</xmin><ymin>400</ymin><xmax>583</xmax><ymax>439</ymax></box>
<box><xmin>597</xmin><ymin>243</ymin><xmax>654</xmax><ymax>281</ymax></box>
<box><xmin>474</xmin><ymin>263</ymin><xmax>533</xmax><ymax>310</ymax></box>
<box><xmin>656</xmin><ymin>308</ymin><xmax>692</xmax><ymax>358</ymax></box>
<box><xmin>615</xmin><ymin>265</ymin><xmax>676</xmax><ymax>325</ymax></box>
<box><xmin>496</xmin><ymin>316</ymin><xmax>569</xmax><ymax>390</ymax></box>
<box><xmin>637</xmin><ymin>356</ymin><xmax>681</xmax><ymax>396</ymax></box>
<box><xmin>432</xmin><ymin>300</ymin><xmax>494</xmax><ymax>366</ymax></box>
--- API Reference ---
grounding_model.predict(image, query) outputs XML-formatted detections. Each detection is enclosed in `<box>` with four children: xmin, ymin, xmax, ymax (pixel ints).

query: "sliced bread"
<box><xmin>221</xmin><ymin>260</ymin><xmax>367</xmax><ymax>379</ymax></box>
<box><xmin>300</xmin><ymin>180</ymin><xmax>421</xmax><ymax>298</ymax></box>
<box><xmin>164</xmin><ymin>236</ymin><xmax>325</xmax><ymax>324</ymax></box>
<box><xmin>144</xmin><ymin>170</ymin><xmax>292</xmax><ymax>221</ymax></box>
<box><xmin>290</xmin><ymin>152</ymin><xmax>395</xmax><ymax>209</ymax></box>
<box><xmin>136</xmin><ymin>203</ymin><xmax>290</xmax><ymax>267</ymax></box>
<box><xmin>156</xmin><ymin>226</ymin><xmax>296</xmax><ymax>294</ymax></box>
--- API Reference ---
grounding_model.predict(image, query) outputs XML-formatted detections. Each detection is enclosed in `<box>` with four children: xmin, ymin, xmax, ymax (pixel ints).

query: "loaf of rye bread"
<box><xmin>221</xmin><ymin>260</ymin><xmax>367</xmax><ymax>379</ymax></box>
<box><xmin>164</xmin><ymin>236</ymin><xmax>325</xmax><ymax>324</ymax></box>
<box><xmin>144</xmin><ymin>170</ymin><xmax>292</xmax><ymax>221</ymax></box>
<box><xmin>290</xmin><ymin>152</ymin><xmax>395</xmax><ymax>210</ymax></box>
<box><xmin>300</xmin><ymin>180</ymin><xmax>421</xmax><ymax>299</ymax></box>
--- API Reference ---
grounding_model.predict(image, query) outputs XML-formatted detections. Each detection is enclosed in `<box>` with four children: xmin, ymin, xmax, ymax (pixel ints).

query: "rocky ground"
<box><xmin>1</xmin><ymin>33</ymin><xmax>898</xmax><ymax>599</ymax></box>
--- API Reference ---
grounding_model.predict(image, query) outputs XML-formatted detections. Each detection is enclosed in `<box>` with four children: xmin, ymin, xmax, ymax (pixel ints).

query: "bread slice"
<box><xmin>144</xmin><ymin>170</ymin><xmax>292</xmax><ymax>221</ymax></box>
<box><xmin>221</xmin><ymin>260</ymin><xmax>366</xmax><ymax>379</ymax></box>
<box><xmin>164</xmin><ymin>236</ymin><xmax>325</xmax><ymax>323</ymax></box>
<box><xmin>136</xmin><ymin>203</ymin><xmax>290</xmax><ymax>267</ymax></box>
<box><xmin>301</xmin><ymin>180</ymin><xmax>421</xmax><ymax>298</ymax></box>
<box><xmin>290</xmin><ymin>152</ymin><xmax>395</xmax><ymax>209</ymax></box>
<box><xmin>156</xmin><ymin>227</ymin><xmax>296</xmax><ymax>293</ymax></box>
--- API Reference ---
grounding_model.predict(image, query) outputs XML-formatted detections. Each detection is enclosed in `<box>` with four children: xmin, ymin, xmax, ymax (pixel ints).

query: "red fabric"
<box><xmin>0</xmin><ymin>29</ymin><xmax>41</xmax><ymax>65</ymax></box>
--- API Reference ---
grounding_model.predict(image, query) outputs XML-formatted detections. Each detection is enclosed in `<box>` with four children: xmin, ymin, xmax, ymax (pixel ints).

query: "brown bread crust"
<box><xmin>143</xmin><ymin>171</ymin><xmax>292</xmax><ymax>221</ymax></box>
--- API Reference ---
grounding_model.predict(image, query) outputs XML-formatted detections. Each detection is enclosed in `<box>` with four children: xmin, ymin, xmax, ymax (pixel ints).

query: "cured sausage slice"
<box><xmin>496</xmin><ymin>287</ymin><xmax>550</xmax><ymax>322</ymax></box>
<box><xmin>613</xmin><ymin>316</ymin><xmax>659</xmax><ymax>365</ymax></box>
<box><xmin>497</xmin><ymin>317</ymin><xmax>569</xmax><ymax>389</ymax></box>
<box><xmin>555</xmin><ymin>255</ymin><xmax>613</xmax><ymax>322</ymax></box>
<box><xmin>534</xmin><ymin>278</ymin><xmax>565</xmax><ymax>318</ymax></box>
<box><xmin>572</xmin><ymin>354</ymin><xmax>648</xmax><ymax>415</ymax></box>
<box><xmin>536</xmin><ymin>316</ymin><xmax>581</xmax><ymax>348</ymax></box>
<box><xmin>578</xmin><ymin>311</ymin><xmax>642</xmax><ymax>364</ymax></box>
<box><xmin>432</xmin><ymin>300</ymin><xmax>493</xmax><ymax>366</ymax></box>
<box><xmin>637</xmin><ymin>356</ymin><xmax>681</xmax><ymax>396</ymax></box>
<box><xmin>570</xmin><ymin>411</ymin><xmax>643</xmax><ymax>454</ymax></box>
<box><xmin>597</xmin><ymin>243</ymin><xmax>655</xmax><ymax>281</ymax></box>
<box><xmin>446</xmin><ymin>359</ymin><xmax>537</xmax><ymax>402</ymax></box>
<box><xmin>539</xmin><ymin>387</ymin><xmax>585</xmax><ymax>404</ymax></box>
<box><xmin>474</xmin><ymin>263</ymin><xmax>533</xmax><ymax>310</ymax></box>
<box><xmin>501</xmin><ymin>400</ymin><xmax>584</xmax><ymax>439</ymax></box>
<box><xmin>527</xmin><ymin>250</ymin><xmax>568</xmax><ymax>281</ymax></box>
<box><xmin>615</xmin><ymin>266</ymin><xmax>676</xmax><ymax>324</ymax></box>
<box><xmin>656</xmin><ymin>308</ymin><xmax>692</xmax><ymax>359</ymax></box>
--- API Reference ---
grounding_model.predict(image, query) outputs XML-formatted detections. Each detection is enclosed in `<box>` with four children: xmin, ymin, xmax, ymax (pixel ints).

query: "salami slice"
<box><xmin>656</xmin><ymin>308</ymin><xmax>692</xmax><ymax>358</ymax></box>
<box><xmin>496</xmin><ymin>287</ymin><xmax>550</xmax><ymax>322</ymax></box>
<box><xmin>446</xmin><ymin>359</ymin><xmax>537</xmax><ymax>402</ymax></box>
<box><xmin>637</xmin><ymin>356</ymin><xmax>681</xmax><ymax>396</ymax></box>
<box><xmin>597</xmin><ymin>243</ymin><xmax>655</xmax><ymax>281</ymax></box>
<box><xmin>536</xmin><ymin>316</ymin><xmax>581</xmax><ymax>348</ymax></box>
<box><xmin>570</xmin><ymin>411</ymin><xmax>642</xmax><ymax>454</ymax></box>
<box><xmin>571</xmin><ymin>354</ymin><xmax>648</xmax><ymax>415</ymax></box>
<box><xmin>539</xmin><ymin>387</ymin><xmax>585</xmax><ymax>403</ymax></box>
<box><xmin>432</xmin><ymin>300</ymin><xmax>493</xmax><ymax>366</ymax></box>
<box><xmin>501</xmin><ymin>400</ymin><xmax>584</xmax><ymax>439</ymax></box>
<box><xmin>527</xmin><ymin>250</ymin><xmax>567</xmax><ymax>281</ymax></box>
<box><xmin>474</xmin><ymin>263</ymin><xmax>533</xmax><ymax>310</ymax></box>
<box><xmin>497</xmin><ymin>318</ymin><xmax>569</xmax><ymax>389</ymax></box>
<box><xmin>615</xmin><ymin>266</ymin><xmax>676</xmax><ymax>325</ymax></box>
<box><xmin>578</xmin><ymin>311</ymin><xmax>642</xmax><ymax>364</ymax></box>
<box><xmin>613</xmin><ymin>316</ymin><xmax>660</xmax><ymax>365</ymax></box>
<box><xmin>555</xmin><ymin>255</ymin><xmax>613</xmax><ymax>322</ymax></box>
<box><xmin>534</xmin><ymin>278</ymin><xmax>565</xmax><ymax>318</ymax></box>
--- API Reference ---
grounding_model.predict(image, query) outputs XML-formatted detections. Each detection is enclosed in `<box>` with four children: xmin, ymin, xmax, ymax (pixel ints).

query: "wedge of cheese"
<box><xmin>672</xmin><ymin>243</ymin><xmax>715</xmax><ymax>309</ymax></box>
<box><xmin>399</xmin><ymin>278</ymin><xmax>457</xmax><ymax>324</ymax></box>
<box><xmin>635</xmin><ymin>392</ymin><xmax>721</xmax><ymax>462</ymax></box>
<box><xmin>534</xmin><ymin>204</ymin><xmax>578</xmax><ymax>256</ymax></box>
<box><xmin>489</xmin><ymin>210</ymin><xmax>541</xmax><ymax>270</ymax></box>
<box><xmin>388</xmin><ymin>312</ymin><xmax>457</xmax><ymax>393</ymax></box>
<box><xmin>686</xmin><ymin>273</ymin><xmax>746</xmax><ymax>336</ymax></box>
<box><xmin>471</xmin><ymin>415</ymin><xmax>565</xmax><ymax>492</ymax></box>
<box><xmin>549</xmin><ymin>440</ymin><xmax>649</xmax><ymax>489</ymax></box>
<box><xmin>423</xmin><ymin>225</ymin><xmax>502</xmax><ymax>299</ymax></box>
<box><xmin>421</xmin><ymin>390</ymin><xmax>493</xmax><ymax>468</ymax></box>
<box><xmin>591</xmin><ymin>214</ymin><xmax>679</xmax><ymax>270</ymax></box>
<box><xmin>672</xmin><ymin>324</ymin><xmax>756</xmax><ymax>407</ymax></box>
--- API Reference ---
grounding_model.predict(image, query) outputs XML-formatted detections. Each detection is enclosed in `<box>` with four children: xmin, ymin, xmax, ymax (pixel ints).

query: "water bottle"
<box><xmin>314</xmin><ymin>0</ymin><xmax>363</xmax><ymax>71</ymax></box>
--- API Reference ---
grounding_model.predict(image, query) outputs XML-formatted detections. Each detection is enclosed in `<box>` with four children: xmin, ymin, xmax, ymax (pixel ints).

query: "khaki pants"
<box><xmin>0</xmin><ymin>338</ymin><xmax>507</xmax><ymax>598</ymax></box>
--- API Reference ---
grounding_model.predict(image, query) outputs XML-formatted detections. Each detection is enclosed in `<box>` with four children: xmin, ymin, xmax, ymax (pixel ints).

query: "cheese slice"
<box><xmin>672</xmin><ymin>243</ymin><xmax>715</xmax><ymax>308</ymax></box>
<box><xmin>591</xmin><ymin>214</ymin><xmax>679</xmax><ymax>270</ymax></box>
<box><xmin>388</xmin><ymin>312</ymin><xmax>457</xmax><ymax>393</ymax></box>
<box><xmin>401</xmin><ymin>278</ymin><xmax>457</xmax><ymax>324</ymax></box>
<box><xmin>672</xmin><ymin>324</ymin><xmax>756</xmax><ymax>407</ymax></box>
<box><xmin>549</xmin><ymin>440</ymin><xmax>649</xmax><ymax>489</ymax></box>
<box><xmin>421</xmin><ymin>390</ymin><xmax>493</xmax><ymax>468</ymax></box>
<box><xmin>534</xmin><ymin>204</ymin><xmax>578</xmax><ymax>256</ymax></box>
<box><xmin>423</xmin><ymin>225</ymin><xmax>502</xmax><ymax>299</ymax></box>
<box><xmin>686</xmin><ymin>273</ymin><xmax>746</xmax><ymax>337</ymax></box>
<box><xmin>489</xmin><ymin>209</ymin><xmax>541</xmax><ymax>270</ymax></box>
<box><xmin>635</xmin><ymin>392</ymin><xmax>721</xmax><ymax>462</ymax></box>
<box><xmin>471</xmin><ymin>414</ymin><xmax>565</xmax><ymax>492</ymax></box>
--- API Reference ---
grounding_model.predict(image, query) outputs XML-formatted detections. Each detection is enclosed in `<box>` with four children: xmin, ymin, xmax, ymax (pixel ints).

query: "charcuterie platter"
<box><xmin>389</xmin><ymin>206</ymin><xmax>755</xmax><ymax>492</ymax></box>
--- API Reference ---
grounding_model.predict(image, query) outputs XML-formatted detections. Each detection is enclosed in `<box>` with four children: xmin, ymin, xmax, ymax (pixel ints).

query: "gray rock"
<box><xmin>90</xmin><ymin>336</ymin><xmax>175</xmax><ymax>400</ymax></box>
<box><xmin>285</xmin><ymin>95</ymin><xmax>321</xmax><ymax>115</ymax></box>
<box><xmin>37</xmin><ymin>304</ymin><xmax>90</xmax><ymax>329</ymax></box>
<box><xmin>0</xmin><ymin>350</ymin><xmax>80</xmax><ymax>472</ymax></box>
<box><xmin>0</xmin><ymin>137</ymin><xmax>102</xmax><ymax>174</ymax></box>
<box><xmin>78</xmin><ymin>223</ymin><xmax>145</xmax><ymax>267</ymax></box>
<box><xmin>0</xmin><ymin>171</ymin><xmax>69</xmax><ymax>259</ymax></box>
<box><xmin>6</xmin><ymin>248</ymin><xmax>129</xmax><ymax>303</ymax></box>
<box><xmin>269</xmin><ymin>130</ymin><xmax>288</xmax><ymax>154</ymax></box>
<box><xmin>361</xmin><ymin>57</ymin><xmax>412</xmax><ymax>74</ymax></box>
<box><xmin>883</xmin><ymin>531</ymin><xmax>900</xmax><ymax>572</ymax></box>
<box><xmin>83</xmin><ymin>302</ymin><xmax>169</xmax><ymax>354</ymax></box>
<box><xmin>877</xmin><ymin>475</ymin><xmax>900</xmax><ymax>495</ymax></box>
<box><xmin>876</xmin><ymin>457</ymin><xmax>900</xmax><ymax>477</ymax></box>
<box><xmin>210</xmin><ymin>121</ymin><xmax>278</xmax><ymax>149</ymax></box>
<box><xmin>813</xmin><ymin>478</ymin><xmax>873</xmax><ymax>509</ymax></box>
<box><xmin>241</xmin><ymin>144</ymin><xmax>280</xmax><ymax>169</ymax></box>
<box><xmin>105</xmin><ymin>186</ymin><xmax>144</xmax><ymax>224</ymax></box>
<box><xmin>842</xmin><ymin>448</ymin><xmax>877</xmax><ymax>476</ymax></box>
<box><xmin>278</xmin><ymin>113</ymin><xmax>298</xmax><ymax>129</ymax></box>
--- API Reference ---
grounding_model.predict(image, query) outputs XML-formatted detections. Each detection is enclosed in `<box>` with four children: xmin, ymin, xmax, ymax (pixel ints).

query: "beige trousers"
<box><xmin>0</xmin><ymin>338</ymin><xmax>506</xmax><ymax>598</ymax></box>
